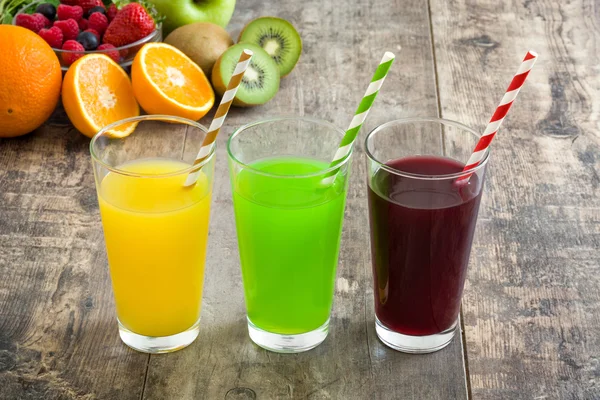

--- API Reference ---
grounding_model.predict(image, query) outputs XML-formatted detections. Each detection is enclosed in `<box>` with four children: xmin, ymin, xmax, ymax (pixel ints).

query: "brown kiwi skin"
<box><xmin>164</xmin><ymin>22</ymin><xmax>233</xmax><ymax>77</ymax></box>
<box><xmin>237</xmin><ymin>16</ymin><xmax>302</xmax><ymax>78</ymax></box>
<box><xmin>211</xmin><ymin>55</ymin><xmax>253</xmax><ymax>107</ymax></box>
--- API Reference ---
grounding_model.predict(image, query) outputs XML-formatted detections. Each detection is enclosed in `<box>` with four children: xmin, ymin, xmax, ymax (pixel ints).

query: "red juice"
<box><xmin>367</xmin><ymin>155</ymin><xmax>483</xmax><ymax>336</ymax></box>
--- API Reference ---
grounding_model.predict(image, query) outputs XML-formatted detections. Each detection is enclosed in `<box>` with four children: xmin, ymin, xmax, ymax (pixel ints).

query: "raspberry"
<box><xmin>37</xmin><ymin>13</ymin><xmax>52</xmax><ymax>28</ymax></box>
<box><xmin>38</xmin><ymin>26</ymin><xmax>64</xmax><ymax>49</ymax></box>
<box><xmin>98</xmin><ymin>44</ymin><xmax>120</xmax><ymax>63</ymax></box>
<box><xmin>61</xmin><ymin>40</ymin><xmax>85</xmax><ymax>66</ymax></box>
<box><xmin>54</xmin><ymin>19</ymin><xmax>80</xmax><ymax>41</ymax></box>
<box><xmin>84</xmin><ymin>28</ymin><xmax>100</xmax><ymax>42</ymax></box>
<box><xmin>59</xmin><ymin>0</ymin><xmax>79</xmax><ymax>5</ymax></box>
<box><xmin>57</xmin><ymin>4</ymin><xmax>83</xmax><ymax>21</ymax></box>
<box><xmin>78</xmin><ymin>0</ymin><xmax>103</xmax><ymax>14</ymax></box>
<box><xmin>106</xmin><ymin>4</ymin><xmax>117</xmax><ymax>22</ymax></box>
<box><xmin>88</xmin><ymin>12</ymin><xmax>108</xmax><ymax>35</ymax></box>
<box><xmin>78</xmin><ymin>18</ymin><xmax>88</xmax><ymax>30</ymax></box>
<box><xmin>15</xmin><ymin>13</ymin><xmax>46</xmax><ymax>33</ymax></box>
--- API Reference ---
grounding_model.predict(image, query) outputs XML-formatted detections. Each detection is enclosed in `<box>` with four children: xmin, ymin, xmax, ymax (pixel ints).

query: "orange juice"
<box><xmin>98</xmin><ymin>158</ymin><xmax>211</xmax><ymax>337</ymax></box>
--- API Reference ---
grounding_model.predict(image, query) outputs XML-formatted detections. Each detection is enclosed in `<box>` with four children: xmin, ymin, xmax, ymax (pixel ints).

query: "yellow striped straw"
<box><xmin>184</xmin><ymin>49</ymin><xmax>253</xmax><ymax>187</ymax></box>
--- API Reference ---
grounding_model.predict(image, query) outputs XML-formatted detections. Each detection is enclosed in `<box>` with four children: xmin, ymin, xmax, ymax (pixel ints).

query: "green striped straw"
<box><xmin>322</xmin><ymin>51</ymin><xmax>396</xmax><ymax>185</ymax></box>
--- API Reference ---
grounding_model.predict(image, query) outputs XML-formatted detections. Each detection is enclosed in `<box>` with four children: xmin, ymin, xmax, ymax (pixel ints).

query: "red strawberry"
<box><xmin>15</xmin><ymin>13</ymin><xmax>46</xmax><ymax>33</ymax></box>
<box><xmin>78</xmin><ymin>18</ymin><xmax>88</xmax><ymax>30</ymax></box>
<box><xmin>103</xmin><ymin>3</ymin><xmax>155</xmax><ymax>47</ymax></box>
<box><xmin>57</xmin><ymin>4</ymin><xmax>83</xmax><ymax>21</ymax></box>
<box><xmin>84</xmin><ymin>28</ymin><xmax>100</xmax><ymax>42</ymax></box>
<box><xmin>61</xmin><ymin>40</ymin><xmax>85</xmax><ymax>66</ymax></box>
<box><xmin>39</xmin><ymin>26</ymin><xmax>64</xmax><ymax>49</ymax></box>
<box><xmin>54</xmin><ymin>18</ymin><xmax>80</xmax><ymax>41</ymax></box>
<box><xmin>98</xmin><ymin>44</ymin><xmax>120</xmax><ymax>63</ymax></box>
<box><xmin>106</xmin><ymin>4</ymin><xmax>117</xmax><ymax>22</ymax></box>
<box><xmin>78</xmin><ymin>0</ymin><xmax>103</xmax><ymax>14</ymax></box>
<box><xmin>88</xmin><ymin>12</ymin><xmax>108</xmax><ymax>35</ymax></box>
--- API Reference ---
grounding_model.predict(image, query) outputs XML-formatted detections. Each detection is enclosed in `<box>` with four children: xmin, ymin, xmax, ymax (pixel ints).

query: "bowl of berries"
<box><xmin>13</xmin><ymin>0</ymin><xmax>162</xmax><ymax>70</ymax></box>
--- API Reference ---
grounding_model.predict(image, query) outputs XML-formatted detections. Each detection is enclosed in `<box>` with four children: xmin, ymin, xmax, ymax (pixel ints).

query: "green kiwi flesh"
<box><xmin>238</xmin><ymin>17</ymin><xmax>302</xmax><ymax>77</ymax></box>
<box><xmin>214</xmin><ymin>43</ymin><xmax>280</xmax><ymax>107</ymax></box>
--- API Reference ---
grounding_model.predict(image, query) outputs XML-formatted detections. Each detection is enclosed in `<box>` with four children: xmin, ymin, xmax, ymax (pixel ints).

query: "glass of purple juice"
<box><xmin>365</xmin><ymin>117</ymin><xmax>489</xmax><ymax>353</ymax></box>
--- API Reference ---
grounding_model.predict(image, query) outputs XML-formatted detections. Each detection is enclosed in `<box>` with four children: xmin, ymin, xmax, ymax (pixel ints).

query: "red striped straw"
<box><xmin>184</xmin><ymin>49</ymin><xmax>253</xmax><ymax>187</ymax></box>
<box><xmin>457</xmin><ymin>50</ymin><xmax>538</xmax><ymax>182</ymax></box>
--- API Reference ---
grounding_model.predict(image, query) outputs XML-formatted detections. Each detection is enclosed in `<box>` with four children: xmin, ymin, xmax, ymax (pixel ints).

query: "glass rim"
<box><xmin>89</xmin><ymin>115</ymin><xmax>214</xmax><ymax>178</ymax></box>
<box><xmin>227</xmin><ymin>116</ymin><xmax>352</xmax><ymax>179</ymax></box>
<box><xmin>365</xmin><ymin>117</ymin><xmax>490</xmax><ymax>181</ymax></box>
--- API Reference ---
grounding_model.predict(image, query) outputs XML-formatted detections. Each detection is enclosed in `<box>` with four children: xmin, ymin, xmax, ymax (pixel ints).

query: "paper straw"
<box><xmin>321</xmin><ymin>51</ymin><xmax>396</xmax><ymax>185</ymax></box>
<box><xmin>184</xmin><ymin>49</ymin><xmax>253</xmax><ymax>187</ymax></box>
<box><xmin>457</xmin><ymin>50</ymin><xmax>537</xmax><ymax>183</ymax></box>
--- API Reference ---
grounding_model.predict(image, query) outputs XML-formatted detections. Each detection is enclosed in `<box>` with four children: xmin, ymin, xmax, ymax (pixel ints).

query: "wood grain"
<box><xmin>429</xmin><ymin>0</ymin><xmax>600</xmax><ymax>398</ymax></box>
<box><xmin>0</xmin><ymin>126</ymin><xmax>149</xmax><ymax>399</ymax></box>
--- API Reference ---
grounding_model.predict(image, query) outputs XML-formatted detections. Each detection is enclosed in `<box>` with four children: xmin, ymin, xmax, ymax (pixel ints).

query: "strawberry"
<box><xmin>103</xmin><ymin>3</ymin><xmax>155</xmax><ymax>47</ymax></box>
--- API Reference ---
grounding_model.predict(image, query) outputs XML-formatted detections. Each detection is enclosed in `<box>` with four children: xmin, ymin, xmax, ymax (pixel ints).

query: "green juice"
<box><xmin>231</xmin><ymin>156</ymin><xmax>349</xmax><ymax>334</ymax></box>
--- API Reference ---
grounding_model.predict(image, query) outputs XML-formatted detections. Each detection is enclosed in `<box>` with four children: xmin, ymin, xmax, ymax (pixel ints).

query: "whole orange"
<box><xmin>0</xmin><ymin>25</ymin><xmax>62</xmax><ymax>138</ymax></box>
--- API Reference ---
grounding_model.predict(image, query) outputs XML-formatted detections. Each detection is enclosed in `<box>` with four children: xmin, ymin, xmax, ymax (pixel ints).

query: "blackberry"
<box><xmin>77</xmin><ymin>31</ymin><xmax>99</xmax><ymax>50</ymax></box>
<box><xmin>87</xmin><ymin>6</ymin><xmax>106</xmax><ymax>18</ymax></box>
<box><xmin>35</xmin><ymin>3</ymin><xmax>56</xmax><ymax>21</ymax></box>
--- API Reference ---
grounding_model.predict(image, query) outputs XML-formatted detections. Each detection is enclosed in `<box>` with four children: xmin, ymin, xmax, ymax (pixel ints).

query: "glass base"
<box><xmin>118</xmin><ymin>319</ymin><xmax>200</xmax><ymax>354</ymax></box>
<box><xmin>375</xmin><ymin>317</ymin><xmax>457</xmax><ymax>354</ymax></box>
<box><xmin>247</xmin><ymin>317</ymin><xmax>329</xmax><ymax>353</ymax></box>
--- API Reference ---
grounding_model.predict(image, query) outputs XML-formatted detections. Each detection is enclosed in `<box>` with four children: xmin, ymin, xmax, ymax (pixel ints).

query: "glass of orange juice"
<box><xmin>90</xmin><ymin>115</ymin><xmax>215</xmax><ymax>353</ymax></box>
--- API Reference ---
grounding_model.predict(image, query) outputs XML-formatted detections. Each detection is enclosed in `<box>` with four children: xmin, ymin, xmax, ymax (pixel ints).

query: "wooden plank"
<box><xmin>0</xmin><ymin>126</ymin><xmax>150</xmax><ymax>399</ymax></box>
<box><xmin>141</xmin><ymin>0</ymin><xmax>469</xmax><ymax>399</ymax></box>
<box><xmin>429</xmin><ymin>0</ymin><xmax>600</xmax><ymax>398</ymax></box>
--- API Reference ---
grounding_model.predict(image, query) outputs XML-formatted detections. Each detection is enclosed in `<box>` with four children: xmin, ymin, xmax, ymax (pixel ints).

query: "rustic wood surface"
<box><xmin>0</xmin><ymin>0</ymin><xmax>596</xmax><ymax>399</ymax></box>
<box><xmin>430</xmin><ymin>0</ymin><xmax>600</xmax><ymax>399</ymax></box>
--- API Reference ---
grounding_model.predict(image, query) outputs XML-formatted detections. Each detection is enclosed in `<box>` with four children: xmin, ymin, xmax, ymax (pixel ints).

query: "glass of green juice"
<box><xmin>227</xmin><ymin>116</ymin><xmax>352</xmax><ymax>353</ymax></box>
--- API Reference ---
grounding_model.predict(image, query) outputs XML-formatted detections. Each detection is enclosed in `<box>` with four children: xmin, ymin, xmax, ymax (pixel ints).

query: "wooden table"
<box><xmin>1</xmin><ymin>0</ymin><xmax>598</xmax><ymax>398</ymax></box>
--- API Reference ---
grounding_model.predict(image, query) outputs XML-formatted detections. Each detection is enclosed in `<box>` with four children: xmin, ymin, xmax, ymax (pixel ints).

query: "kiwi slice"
<box><xmin>212</xmin><ymin>43</ymin><xmax>280</xmax><ymax>107</ymax></box>
<box><xmin>238</xmin><ymin>17</ymin><xmax>302</xmax><ymax>77</ymax></box>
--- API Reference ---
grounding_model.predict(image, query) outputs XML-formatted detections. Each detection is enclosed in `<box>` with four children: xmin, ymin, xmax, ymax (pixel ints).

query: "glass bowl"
<box><xmin>12</xmin><ymin>1</ymin><xmax>162</xmax><ymax>71</ymax></box>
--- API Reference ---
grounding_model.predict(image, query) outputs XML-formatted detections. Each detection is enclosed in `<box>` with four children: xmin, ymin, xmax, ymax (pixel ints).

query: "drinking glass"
<box><xmin>228</xmin><ymin>116</ymin><xmax>351</xmax><ymax>353</ymax></box>
<box><xmin>365</xmin><ymin>117</ymin><xmax>488</xmax><ymax>353</ymax></box>
<box><xmin>90</xmin><ymin>115</ymin><xmax>215</xmax><ymax>353</ymax></box>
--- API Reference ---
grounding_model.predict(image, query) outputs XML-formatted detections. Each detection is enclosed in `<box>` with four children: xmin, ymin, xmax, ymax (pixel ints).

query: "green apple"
<box><xmin>148</xmin><ymin>0</ymin><xmax>236</xmax><ymax>35</ymax></box>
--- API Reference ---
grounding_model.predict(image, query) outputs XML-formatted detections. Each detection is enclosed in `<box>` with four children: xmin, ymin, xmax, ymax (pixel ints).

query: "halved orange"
<box><xmin>62</xmin><ymin>54</ymin><xmax>140</xmax><ymax>138</ymax></box>
<box><xmin>131</xmin><ymin>43</ymin><xmax>215</xmax><ymax>121</ymax></box>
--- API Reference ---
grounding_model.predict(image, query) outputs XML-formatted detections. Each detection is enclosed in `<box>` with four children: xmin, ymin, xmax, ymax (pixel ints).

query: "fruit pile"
<box><xmin>1</xmin><ymin>0</ymin><xmax>304</xmax><ymax>139</ymax></box>
<box><xmin>165</xmin><ymin>16</ymin><xmax>302</xmax><ymax>108</ymax></box>
<box><xmin>14</xmin><ymin>0</ymin><xmax>157</xmax><ymax>65</ymax></box>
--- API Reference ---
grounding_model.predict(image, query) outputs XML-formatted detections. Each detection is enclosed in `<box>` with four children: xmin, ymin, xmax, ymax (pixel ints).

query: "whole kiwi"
<box><xmin>165</xmin><ymin>22</ymin><xmax>234</xmax><ymax>76</ymax></box>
